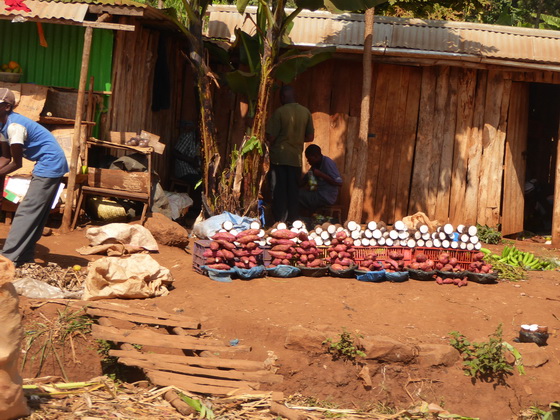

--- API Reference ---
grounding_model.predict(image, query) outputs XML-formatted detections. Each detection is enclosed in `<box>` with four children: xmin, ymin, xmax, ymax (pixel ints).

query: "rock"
<box><xmin>42</xmin><ymin>227</ymin><xmax>52</xmax><ymax>236</ymax></box>
<box><xmin>144</xmin><ymin>212</ymin><xmax>189</xmax><ymax>248</ymax></box>
<box><xmin>284</xmin><ymin>325</ymin><xmax>331</xmax><ymax>353</ymax></box>
<box><xmin>416</xmin><ymin>343</ymin><xmax>459</xmax><ymax>367</ymax></box>
<box><xmin>515</xmin><ymin>344</ymin><xmax>549</xmax><ymax>367</ymax></box>
<box><xmin>359</xmin><ymin>335</ymin><xmax>417</xmax><ymax>363</ymax></box>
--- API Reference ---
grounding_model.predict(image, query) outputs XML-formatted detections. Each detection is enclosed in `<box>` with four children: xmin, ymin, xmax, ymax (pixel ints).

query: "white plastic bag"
<box><xmin>12</xmin><ymin>277</ymin><xmax>82</xmax><ymax>299</ymax></box>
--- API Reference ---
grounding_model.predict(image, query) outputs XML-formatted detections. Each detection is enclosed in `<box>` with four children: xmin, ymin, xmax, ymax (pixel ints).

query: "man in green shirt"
<box><xmin>266</xmin><ymin>86</ymin><xmax>314</xmax><ymax>223</ymax></box>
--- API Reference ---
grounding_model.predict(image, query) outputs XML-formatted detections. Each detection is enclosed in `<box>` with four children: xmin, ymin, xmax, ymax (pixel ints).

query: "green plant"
<box><xmin>323</xmin><ymin>329</ymin><xmax>366</xmax><ymax>363</ymax></box>
<box><xmin>177</xmin><ymin>392</ymin><xmax>215</xmax><ymax>419</ymax></box>
<box><xmin>520</xmin><ymin>402</ymin><xmax>560</xmax><ymax>420</ymax></box>
<box><xmin>449</xmin><ymin>324</ymin><xmax>524</xmax><ymax>381</ymax></box>
<box><xmin>476</xmin><ymin>224</ymin><xmax>502</xmax><ymax>244</ymax></box>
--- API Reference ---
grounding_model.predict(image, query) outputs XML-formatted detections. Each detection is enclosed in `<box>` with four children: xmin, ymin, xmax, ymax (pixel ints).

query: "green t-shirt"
<box><xmin>266</xmin><ymin>103</ymin><xmax>314</xmax><ymax>167</ymax></box>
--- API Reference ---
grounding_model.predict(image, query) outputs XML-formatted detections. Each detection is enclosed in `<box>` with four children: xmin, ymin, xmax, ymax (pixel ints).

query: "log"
<box><xmin>270</xmin><ymin>402</ymin><xmax>307</xmax><ymax>420</ymax></box>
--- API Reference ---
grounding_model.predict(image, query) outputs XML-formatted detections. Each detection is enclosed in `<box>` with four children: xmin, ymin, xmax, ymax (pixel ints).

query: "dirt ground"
<box><xmin>3</xmin><ymin>221</ymin><xmax>560</xmax><ymax>420</ymax></box>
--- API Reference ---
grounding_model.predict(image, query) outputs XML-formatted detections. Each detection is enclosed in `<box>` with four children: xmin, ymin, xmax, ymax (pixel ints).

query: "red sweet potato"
<box><xmin>207</xmin><ymin>263</ymin><xmax>231</xmax><ymax>270</ymax></box>
<box><xmin>250</xmin><ymin>248</ymin><xmax>263</xmax><ymax>256</ymax></box>
<box><xmin>210</xmin><ymin>241</ymin><xmax>220</xmax><ymax>251</ymax></box>
<box><xmin>215</xmin><ymin>240</ymin><xmax>236</xmax><ymax>250</ymax></box>
<box><xmin>281</xmin><ymin>259</ymin><xmax>291</xmax><ymax>265</ymax></box>
<box><xmin>236</xmin><ymin>229</ymin><xmax>260</xmax><ymax>239</ymax></box>
<box><xmin>244</xmin><ymin>242</ymin><xmax>258</xmax><ymax>250</ymax></box>
<box><xmin>272</xmin><ymin>244</ymin><xmax>293</xmax><ymax>252</ymax></box>
<box><xmin>271</xmin><ymin>229</ymin><xmax>298</xmax><ymax>239</ymax></box>
<box><xmin>299</xmin><ymin>255</ymin><xmax>308</xmax><ymax>264</ymax></box>
<box><xmin>222</xmin><ymin>249</ymin><xmax>235</xmax><ymax>260</ymax></box>
<box><xmin>269</xmin><ymin>238</ymin><xmax>295</xmax><ymax>246</ymax></box>
<box><xmin>269</xmin><ymin>250</ymin><xmax>288</xmax><ymax>259</ymax></box>
<box><xmin>237</xmin><ymin>235</ymin><xmax>260</xmax><ymax>244</ymax></box>
<box><xmin>307</xmin><ymin>258</ymin><xmax>324</xmax><ymax>267</ymax></box>
<box><xmin>212</xmin><ymin>232</ymin><xmax>237</xmax><ymax>242</ymax></box>
<box><xmin>232</xmin><ymin>249</ymin><xmax>249</xmax><ymax>258</ymax></box>
<box><xmin>203</xmin><ymin>249</ymin><xmax>215</xmax><ymax>258</ymax></box>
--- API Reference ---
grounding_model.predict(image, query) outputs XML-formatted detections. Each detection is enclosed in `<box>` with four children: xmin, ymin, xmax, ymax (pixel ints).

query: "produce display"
<box><xmin>195</xmin><ymin>218</ymin><xmax>556</xmax><ymax>283</ymax></box>
<box><xmin>499</xmin><ymin>245</ymin><xmax>556</xmax><ymax>271</ymax></box>
<box><xmin>203</xmin><ymin>221</ymin><xmax>265</xmax><ymax>270</ymax></box>
<box><xmin>1</xmin><ymin>61</ymin><xmax>22</xmax><ymax>73</ymax></box>
<box><xmin>326</xmin><ymin>231</ymin><xmax>356</xmax><ymax>270</ymax></box>
<box><xmin>267</xmin><ymin>220</ymin><xmax>324</xmax><ymax>268</ymax></box>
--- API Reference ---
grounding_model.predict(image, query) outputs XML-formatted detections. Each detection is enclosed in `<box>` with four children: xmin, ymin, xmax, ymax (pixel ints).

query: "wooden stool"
<box><xmin>323</xmin><ymin>204</ymin><xmax>343</xmax><ymax>223</ymax></box>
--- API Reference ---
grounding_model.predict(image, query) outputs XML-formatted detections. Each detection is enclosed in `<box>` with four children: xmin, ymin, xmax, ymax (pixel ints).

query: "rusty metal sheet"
<box><xmin>206</xmin><ymin>5</ymin><xmax>560</xmax><ymax>65</ymax></box>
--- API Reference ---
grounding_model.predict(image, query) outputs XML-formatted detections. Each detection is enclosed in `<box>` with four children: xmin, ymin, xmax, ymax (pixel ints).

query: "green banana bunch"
<box><xmin>499</xmin><ymin>245</ymin><xmax>556</xmax><ymax>271</ymax></box>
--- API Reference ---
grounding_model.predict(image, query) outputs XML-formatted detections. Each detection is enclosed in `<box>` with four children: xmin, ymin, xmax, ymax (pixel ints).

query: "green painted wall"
<box><xmin>0</xmin><ymin>20</ymin><xmax>113</xmax><ymax>92</ymax></box>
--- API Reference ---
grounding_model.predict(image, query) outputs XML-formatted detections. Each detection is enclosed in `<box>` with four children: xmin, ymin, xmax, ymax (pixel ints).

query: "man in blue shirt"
<box><xmin>0</xmin><ymin>88</ymin><xmax>68</xmax><ymax>266</ymax></box>
<box><xmin>300</xmin><ymin>144</ymin><xmax>342</xmax><ymax>214</ymax></box>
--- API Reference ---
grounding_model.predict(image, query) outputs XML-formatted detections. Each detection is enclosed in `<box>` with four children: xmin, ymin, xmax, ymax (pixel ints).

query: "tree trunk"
<box><xmin>188</xmin><ymin>13</ymin><xmax>220</xmax><ymax>215</ymax></box>
<box><xmin>347</xmin><ymin>7</ymin><xmax>375</xmax><ymax>223</ymax></box>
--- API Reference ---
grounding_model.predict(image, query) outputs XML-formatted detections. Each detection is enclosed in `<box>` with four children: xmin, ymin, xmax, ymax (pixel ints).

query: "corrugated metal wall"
<box><xmin>0</xmin><ymin>20</ymin><xmax>113</xmax><ymax>91</ymax></box>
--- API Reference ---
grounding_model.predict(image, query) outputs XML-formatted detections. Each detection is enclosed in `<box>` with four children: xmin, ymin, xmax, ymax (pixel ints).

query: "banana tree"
<box><xmin>219</xmin><ymin>0</ymin><xmax>386</xmax><ymax>217</ymax></box>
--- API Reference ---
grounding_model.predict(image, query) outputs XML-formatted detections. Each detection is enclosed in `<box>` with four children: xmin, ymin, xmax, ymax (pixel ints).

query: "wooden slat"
<box><xmin>478</xmin><ymin>71</ymin><xmax>512</xmax><ymax>226</ymax></box>
<box><xmin>118</xmin><ymin>357</ymin><xmax>282</xmax><ymax>384</ymax></box>
<box><xmin>449</xmin><ymin>68</ymin><xmax>477</xmax><ymax>223</ymax></box>
<box><xmin>434</xmin><ymin>67</ymin><xmax>459</xmax><ymax>222</ymax></box>
<box><xmin>364</xmin><ymin>63</ymin><xmax>393</xmax><ymax>222</ymax></box>
<box><xmin>88</xmin><ymin>303</ymin><xmax>199</xmax><ymax>326</ymax></box>
<box><xmin>463</xmin><ymin>70</ymin><xmax>488</xmax><ymax>224</ymax></box>
<box><xmin>409</xmin><ymin>66</ymin><xmax>437</xmax><ymax>217</ymax></box>
<box><xmin>372</xmin><ymin>65</ymin><xmax>405</xmax><ymax>222</ymax></box>
<box><xmin>394</xmin><ymin>67</ymin><xmax>422</xmax><ymax>221</ymax></box>
<box><xmin>340</xmin><ymin>116</ymin><xmax>359</xmax><ymax>220</ymax></box>
<box><xmin>308</xmin><ymin>61</ymin><xmax>334</xmax><ymax>157</ymax></box>
<box><xmin>85</xmin><ymin>308</ymin><xmax>201</xmax><ymax>331</ymax></box>
<box><xmin>109</xmin><ymin>349</ymin><xmax>265</xmax><ymax>371</ymax></box>
<box><xmin>146</xmin><ymin>370</ymin><xmax>255</xmax><ymax>396</ymax></box>
<box><xmin>92</xmin><ymin>324</ymin><xmax>250</xmax><ymax>353</ymax></box>
<box><xmin>502</xmin><ymin>82</ymin><xmax>529</xmax><ymax>235</ymax></box>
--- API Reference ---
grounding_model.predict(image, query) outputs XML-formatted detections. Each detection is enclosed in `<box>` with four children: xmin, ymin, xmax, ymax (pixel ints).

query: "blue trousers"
<box><xmin>1</xmin><ymin>175</ymin><xmax>62</xmax><ymax>265</ymax></box>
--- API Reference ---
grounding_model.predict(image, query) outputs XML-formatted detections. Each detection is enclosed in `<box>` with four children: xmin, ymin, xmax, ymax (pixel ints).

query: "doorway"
<box><xmin>523</xmin><ymin>83</ymin><xmax>560</xmax><ymax>234</ymax></box>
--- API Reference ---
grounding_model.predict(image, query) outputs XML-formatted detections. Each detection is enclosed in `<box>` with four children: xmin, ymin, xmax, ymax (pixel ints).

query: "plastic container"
<box><xmin>436</xmin><ymin>270</ymin><xmax>466</xmax><ymax>279</ymax></box>
<box><xmin>466</xmin><ymin>271</ymin><xmax>498</xmax><ymax>284</ymax></box>
<box><xmin>328</xmin><ymin>265</ymin><xmax>356</xmax><ymax>278</ymax></box>
<box><xmin>193</xmin><ymin>240</ymin><xmax>212</xmax><ymax>273</ymax></box>
<box><xmin>408</xmin><ymin>269</ymin><xmax>436</xmax><ymax>281</ymax></box>
<box><xmin>0</xmin><ymin>72</ymin><xmax>22</xmax><ymax>83</ymax></box>
<box><xmin>385</xmin><ymin>271</ymin><xmax>409</xmax><ymax>283</ymax></box>
<box><xmin>266</xmin><ymin>265</ymin><xmax>301</xmax><ymax>278</ymax></box>
<box><xmin>297</xmin><ymin>265</ymin><xmax>329</xmax><ymax>277</ymax></box>
<box><xmin>355</xmin><ymin>269</ymin><xmax>386</xmax><ymax>282</ymax></box>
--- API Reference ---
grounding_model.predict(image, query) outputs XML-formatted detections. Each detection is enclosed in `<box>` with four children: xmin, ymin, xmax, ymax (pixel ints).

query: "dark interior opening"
<box><xmin>524</xmin><ymin>83</ymin><xmax>560</xmax><ymax>234</ymax></box>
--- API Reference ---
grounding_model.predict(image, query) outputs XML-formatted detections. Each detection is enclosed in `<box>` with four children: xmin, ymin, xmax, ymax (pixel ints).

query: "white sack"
<box><xmin>85</xmin><ymin>223</ymin><xmax>159</xmax><ymax>252</ymax></box>
<box><xmin>83</xmin><ymin>254</ymin><xmax>174</xmax><ymax>301</ymax></box>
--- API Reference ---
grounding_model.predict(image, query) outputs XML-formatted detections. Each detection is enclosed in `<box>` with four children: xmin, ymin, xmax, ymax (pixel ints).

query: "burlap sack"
<box><xmin>0</xmin><ymin>256</ymin><xmax>29</xmax><ymax>420</ymax></box>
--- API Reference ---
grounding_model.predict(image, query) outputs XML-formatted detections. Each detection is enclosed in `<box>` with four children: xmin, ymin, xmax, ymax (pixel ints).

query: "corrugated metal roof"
<box><xmin>0</xmin><ymin>0</ymin><xmax>180</xmax><ymax>30</ymax></box>
<box><xmin>0</xmin><ymin>0</ymin><xmax>89</xmax><ymax>22</ymax></box>
<box><xmin>206</xmin><ymin>5</ymin><xmax>560</xmax><ymax>66</ymax></box>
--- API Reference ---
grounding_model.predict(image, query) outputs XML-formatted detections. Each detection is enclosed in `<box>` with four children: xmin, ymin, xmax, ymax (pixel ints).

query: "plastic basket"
<box><xmin>355</xmin><ymin>269</ymin><xmax>386</xmax><ymax>282</ymax></box>
<box><xmin>414</xmin><ymin>247</ymin><xmax>476</xmax><ymax>271</ymax></box>
<box><xmin>385</xmin><ymin>271</ymin><xmax>409</xmax><ymax>283</ymax></box>
<box><xmin>465</xmin><ymin>271</ymin><xmax>498</xmax><ymax>284</ymax></box>
<box><xmin>193</xmin><ymin>240</ymin><xmax>212</xmax><ymax>273</ymax></box>
<box><xmin>408</xmin><ymin>269</ymin><xmax>436</xmax><ymax>281</ymax></box>
<box><xmin>297</xmin><ymin>265</ymin><xmax>329</xmax><ymax>277</ymax></box>
<box><xmin>328</xmin><ymin>265</ymin><xmax>356</xmax><ymax>278</ymax></box>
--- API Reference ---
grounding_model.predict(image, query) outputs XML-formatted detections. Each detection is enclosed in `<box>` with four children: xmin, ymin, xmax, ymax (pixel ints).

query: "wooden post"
<box><xmin>552</xmin><ymin>132</ymin><xmax>560</xmax><ymax>247</ymax></box>
<box><xmin>61</xmin><ymin>26</ymin><xmax>94</xmax><ymax>233</ymax></box>
<box><xmin>347</xmin><ymin>7</ymin><xmax>374</xmax><ymax>222</ymax></box>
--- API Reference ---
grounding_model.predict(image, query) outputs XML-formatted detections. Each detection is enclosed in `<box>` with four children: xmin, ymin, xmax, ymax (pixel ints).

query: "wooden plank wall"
<box><xmin>211</xmin><ymin>58</ymin><xmax>560</xmax><ymax>228</ymax></box>
<box><xmin>104</xmin><ymin>19</ymin><xmax>196</xmax><ymax>186</ymax></box>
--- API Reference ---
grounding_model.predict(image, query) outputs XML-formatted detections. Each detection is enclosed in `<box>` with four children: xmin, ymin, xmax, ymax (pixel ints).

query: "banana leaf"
<box><xmin>274</xmin><ymin>46</ymin><xmax>335</xmax><ymax>83</ymax></box>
